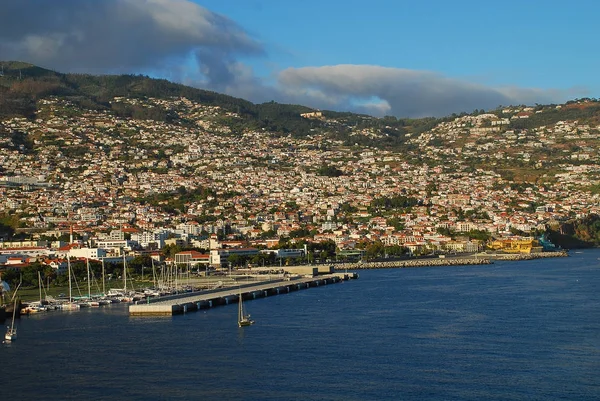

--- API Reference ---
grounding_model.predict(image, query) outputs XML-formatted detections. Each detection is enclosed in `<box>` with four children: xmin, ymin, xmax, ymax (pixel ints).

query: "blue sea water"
<box><xmin>3</xmin><ymin>250</ymin><xmax>600</xmax><ymax>401</ymax></box>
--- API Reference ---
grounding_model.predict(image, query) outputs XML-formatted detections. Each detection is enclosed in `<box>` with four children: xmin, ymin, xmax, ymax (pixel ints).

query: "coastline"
<box><xmin>333</xmin><ymin>250</ymin><xmax>569</xmax><ymax>270</ymax></box>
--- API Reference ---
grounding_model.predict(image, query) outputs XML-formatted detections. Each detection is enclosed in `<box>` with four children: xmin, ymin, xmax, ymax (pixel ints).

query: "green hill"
<box><xmin>0</xmin><ymin>61</ymin><xmax>434</xmax><ymax>148</ymax></box>
<box><xmin>1</xmin><ymin>61</ymin><xmax>599</xmax><ymax>153</ymax></box>
<box><xmin>0</xmin><ymin>61</ymin><xmax>320</xmax><ymax>136</ymax></box>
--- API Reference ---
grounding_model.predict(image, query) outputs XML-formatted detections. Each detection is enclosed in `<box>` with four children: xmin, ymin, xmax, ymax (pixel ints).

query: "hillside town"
<box><xmin>1</xmin><ymin>95</ymin><xmax>599</xmax><ymax>272</ymax></box>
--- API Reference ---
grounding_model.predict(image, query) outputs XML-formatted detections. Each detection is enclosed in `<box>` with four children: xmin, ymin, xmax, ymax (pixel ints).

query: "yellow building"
<box><xmin>488</xmin><ymin>239</ymin><xmax>543</xmax><ymax>254</ymax></box>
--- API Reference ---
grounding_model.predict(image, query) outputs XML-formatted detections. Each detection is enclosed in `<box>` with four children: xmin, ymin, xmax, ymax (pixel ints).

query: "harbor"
<box><xmin>5</xmin><ymin>250</ymin><xmax>599</xmax><ymax>401</ymax></box>
<box><xmin>3</xmin><ymin>251</ymin><xmax>567</xmax><ymax>321</ymax></box>
<box><xmin>2</xmin><ymin>262</ymin><xmax>358</xmax><ymax>321</ymax></box>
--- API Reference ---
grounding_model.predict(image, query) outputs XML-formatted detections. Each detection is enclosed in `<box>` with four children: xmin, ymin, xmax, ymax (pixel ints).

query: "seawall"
<box><xmin>332</xmin><ymin>250</ymin><xmax>568</xmax><ymax>271</ymax></box>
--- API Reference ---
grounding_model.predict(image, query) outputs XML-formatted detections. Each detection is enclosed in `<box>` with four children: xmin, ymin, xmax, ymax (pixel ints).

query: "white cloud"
<box><xmin>275</xmin><ymin>65</ymin><xmax>582</xmax><ymax>117</ymax></box>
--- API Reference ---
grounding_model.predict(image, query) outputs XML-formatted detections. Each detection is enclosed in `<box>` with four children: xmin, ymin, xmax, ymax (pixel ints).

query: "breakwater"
<box><xmin>476</xmin><ymin>250</ymin><xmax>569</xmax><ymax>261</ymax></box>
<box><xmin>334</xmin><ymin>258</ymin><xmax>492</xmax><ymax>271</ymax></box>
<box><xmin>332</xmin><ymin>251</ymin><xmax>568</xmax><ymax>271</ymax></box>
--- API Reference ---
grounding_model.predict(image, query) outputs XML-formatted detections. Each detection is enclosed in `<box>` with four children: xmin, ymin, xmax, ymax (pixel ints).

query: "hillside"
<box><xmin>2</xmin><ymin>62</ymin><xmax>600</xmax><ymax>156</ymax></box>
<box><xmin>0</xmin><ymin>61</ymin><xmax>438</xmax><ymax>148</ymax></box>
<box><xmin>1</xmin><ymin>61</ymin><xmax>600</xmax><ymax>248</ymax></box>
<box><xmin>0</xmin><ymin>61</ymin><xmax>324</xmax><ymax>135</ymax></box>
<box><xmin>2</xmin><ymin>61</ymin><xmax>599</xmax><ymax>181</ymax></box>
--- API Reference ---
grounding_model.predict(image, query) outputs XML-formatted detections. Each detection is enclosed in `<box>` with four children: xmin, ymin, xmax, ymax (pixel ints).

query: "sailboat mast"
<box><xmin>68</xmin><ymin>258</ymin><xmax>72</xmax><ymax>302</ymax></box>
<box><xmin>123</xmin><ymin>254</ymin><xmax>127</xmax><ymax>292</ymax></box>
<box><xmin>151</xmin><ymin>258</ymin><xmax>156</xmax><ymax>288</ymax></box>
<box><xmin>86</xmin><ymin>258</ymin><xmax>91</xmax><ymax>299</ymax></box>
<box><xmin>175</xmin><ymin>265</ymin><xmax>178</xmax><ymax>294</ymax></box>
<box><xmin>238</xmin><ymin>293</ymin><xmax>242</xmax><ymax>322</ymax></box>
<box><xmin>38</xmin><ymin>270</ymin><xmax>42</xmax><ymax>303</ymax></box>
<box><xmin>10</xmin><ymin>298</ymin><xmax>17</xmax><ymax>331</ymax></box>
<box><xmin>101</xmin><ymin>258</ymin><xmax>106</xmax><ymax>295</ymax></box>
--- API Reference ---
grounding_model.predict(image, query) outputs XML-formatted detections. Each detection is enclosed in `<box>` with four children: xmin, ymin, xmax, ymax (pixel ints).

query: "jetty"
<box><xmin>332</xmin><ymin>250</ymin><xmax>568</xmax><ymax>271</ymax></box>
<box><xmin>129</xmin><ymin>273</ymin><xmax>356</xmax><ymax>316</ymax></box>
<box><xmin>333</xmin><ymin>257</ymin><xmax>492</xmax><ymax>271</ymax></box>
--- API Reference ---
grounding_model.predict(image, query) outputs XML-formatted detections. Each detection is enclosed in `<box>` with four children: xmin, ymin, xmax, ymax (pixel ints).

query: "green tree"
<box><xmin>227</xmin><ymin>254</ymin><xmax>245</xmax><ymax>267</ymax></box>
<box><xmin>316</xmin><ymin>164</ymin><xmax>343</xmax><ymax>177</ymax></box>
<box><xmin>365</xmin><ymin>241</ymin><xmax>385</xmax><ymax>260</ymax></box>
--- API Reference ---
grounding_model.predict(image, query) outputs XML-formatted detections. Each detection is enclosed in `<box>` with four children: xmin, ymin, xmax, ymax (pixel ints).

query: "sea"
<box><xmin>3</xmin><ymin>250</ymin><xmax>600</xmax><ymax>401</ymax></box>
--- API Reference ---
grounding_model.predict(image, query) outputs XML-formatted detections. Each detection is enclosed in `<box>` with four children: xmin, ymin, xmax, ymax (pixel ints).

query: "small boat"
<box><xmin>238</xmin><ymin>292</ymin><xmax>254</xmax><ymax>328</ymax></box>
<box><xmin>20</xmin><ymin>305</ymin><xmax>42</xmax><ymax>314</ymax></box>
<box><xmin>5</xmin><ymin>298</ymin><xmax>18</xmax><ymax>342</ymax></box>
<box><xmin>60</xmin><ymin>302</ymin><xmax>80</xmax><ymax>311</ymax></box>
<box><xmin>4</xmin><ymin>326</ymin><xmax>16</xmax><ymax>342</ymax></box>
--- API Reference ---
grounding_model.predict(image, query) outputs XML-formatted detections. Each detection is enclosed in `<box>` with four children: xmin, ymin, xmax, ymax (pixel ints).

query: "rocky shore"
<box><xmin>332</xmin><ymin>250</ymin><xmax>569</xmax><ymax>271</ymax></box>
<box><xmin>473</xmin><ymin>250</ymin><xmax>569</xmax><ymax>261</ymax></box>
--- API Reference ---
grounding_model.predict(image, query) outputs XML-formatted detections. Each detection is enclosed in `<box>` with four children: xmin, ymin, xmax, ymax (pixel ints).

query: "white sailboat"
<box><xmin>61</xmin><ymin>258</ymin><xmax>80</xmax><ymax>310</ymax></box>
<box><xmin>238</xmin><ymin>291</ymin><xmax>254</xmax><ymax>327</ymax></box>
<box><xmin>84</xmin><ymin>259</ymin><xmax>99</xmax><ymax>307</ymax></box>
<box><xmin>108</xmin><ymin>255</ymin><xmax>134</xmax><ymax>301</ymax></box>
<box><xmin>101</xmin><ymin>258</ymin><xmax>106</xmax><ymax>297</ymax></box>
<box><xmin>22</xmin><ymin>271</ymin><xmax>48</xmax><ymax>313</ymax></box>
<box><xmin>5</xmin><ymin>298</ymin><xmax>18</xmax><ymax>342</ymax></box>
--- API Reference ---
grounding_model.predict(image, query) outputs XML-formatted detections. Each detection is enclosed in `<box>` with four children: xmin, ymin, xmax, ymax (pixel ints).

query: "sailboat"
<box><xmin>238</xmin><ymin>291</ymin><xmax>254</xmax><ymax>327</ymax></box>
<box><xmin>61</xmin><ymin>258</ymin><xmax>80</xmax><ymax>310</ymax></box>
<box><xmin>5</xmin><ymin>298</ymin><xmax>18</xmax><ymax>342</ymax></box>
<box><xmin>21</xmin><ymin>272</ymin><xmax>48</xmax><ymax>313</ymax></box>
<box><xmin>84</xmin><ymin>258</ymin><xmax>100</xmax><ymax>307</ymax></box>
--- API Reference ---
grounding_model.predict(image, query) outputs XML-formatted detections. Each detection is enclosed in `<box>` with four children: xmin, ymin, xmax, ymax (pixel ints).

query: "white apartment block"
<box><xmin>69</xmin><ymin>247</ymin><xmax>107</xmax><ymax>260</ymax></box>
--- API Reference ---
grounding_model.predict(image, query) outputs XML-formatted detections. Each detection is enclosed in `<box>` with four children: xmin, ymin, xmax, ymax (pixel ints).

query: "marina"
<box><xmin>1</xmin><ymin>260</ymin><xmax>359</xmax><ymax>321</ymax></box>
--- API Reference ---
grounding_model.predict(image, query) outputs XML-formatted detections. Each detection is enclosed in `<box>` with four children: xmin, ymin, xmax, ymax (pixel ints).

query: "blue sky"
<box><xmin>1</xmin><ymin>0</ymin><xmax>598</xmax><ymax>117</ymax></box>
<box><xmin>198</xmin><ymin>0</ymin><xmax>597</xmax><ymax>88</ymax></box>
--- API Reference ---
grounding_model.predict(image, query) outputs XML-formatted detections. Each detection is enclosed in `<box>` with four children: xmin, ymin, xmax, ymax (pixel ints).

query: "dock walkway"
<box><xmin>129</xmin><ymin>273</ymin><xmax>353</xmax><ymax>316</ymax></box>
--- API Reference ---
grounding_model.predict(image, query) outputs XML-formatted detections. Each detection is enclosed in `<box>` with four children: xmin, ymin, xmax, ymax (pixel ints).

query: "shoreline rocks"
<box><xmin>332</xmin><ymin>250</ymin><xmax>569</xmax><ymax>270</ymax></box>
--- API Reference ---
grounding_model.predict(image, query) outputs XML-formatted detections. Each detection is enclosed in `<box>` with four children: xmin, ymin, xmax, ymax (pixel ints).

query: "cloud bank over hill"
<box><xmin>276</xmin><ymin>65</ymin><xmax>584</xmax><ymax>118</ymax></box>
<box><xmin>0</xmin><ymin>0</ymin><xmax>585</xmax><ymax>117</ymax></box>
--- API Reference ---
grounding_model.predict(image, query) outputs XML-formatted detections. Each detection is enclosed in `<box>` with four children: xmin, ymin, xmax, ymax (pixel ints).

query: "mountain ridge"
<box><xmin>2</xmin><ymin>61</ymin><xmax>599</xmax><ymax>146</ymax></box>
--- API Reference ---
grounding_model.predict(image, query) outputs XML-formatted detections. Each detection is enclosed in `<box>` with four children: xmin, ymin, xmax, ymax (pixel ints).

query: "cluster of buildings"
<box><xmin>0</xmin><ymin>232</ymin><xmax>306</xmax><ymax>274</ymax></box>
<box><xmin>1</xmin><ymin>96</ymin><xmax>599</xmax><ymax>272</ymax></box>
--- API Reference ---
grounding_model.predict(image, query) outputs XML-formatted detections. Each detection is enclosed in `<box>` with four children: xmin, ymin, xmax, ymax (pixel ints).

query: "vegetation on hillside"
<box><xmin>369</xmin><ymin>195</ymin><xmax>421</xmax><ymax>213</ymax></box>
<box><xmin>548</xmin><ymin>214</ymin><xmax>600</xmax><ymax>248</ymax></box>
<box><xmin>0</xmin><ymin>61</ymin><xmax>320</xmax><ymax>137</ymax></box>
<box><xmin>135</xmin><ymin>185</ymin><xmax>226</xmax><ymax>215</ymax></box>
<box><xmin>509</xmin><ymin>100</ymin><xmax>600</xmax><ymax>129</ymax></box>
<box><xmin>2</xmin><ymin>61</ymin><xmax>600</xmax><ymax>155</ymax></box>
